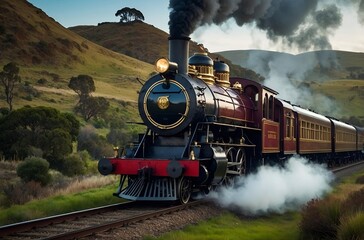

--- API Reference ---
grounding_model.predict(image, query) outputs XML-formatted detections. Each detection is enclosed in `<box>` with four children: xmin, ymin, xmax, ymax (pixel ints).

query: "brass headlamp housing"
<box><xmin>155</xmin><ymin>57</ymin><xmax>178</xmax><ymax>75</ymax></box>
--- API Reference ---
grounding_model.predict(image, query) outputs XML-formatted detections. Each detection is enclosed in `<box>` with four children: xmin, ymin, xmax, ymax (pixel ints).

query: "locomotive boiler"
<box><xmin>98</xmin><ymin>37</ymin><xmax>259</xmax><ymax>203</ymax></box>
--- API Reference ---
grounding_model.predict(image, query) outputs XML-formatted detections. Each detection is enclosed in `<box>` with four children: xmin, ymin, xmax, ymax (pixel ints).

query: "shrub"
<box><xmin>300</xmin><ymin>198</ymin><xmax>341</xmax><ymax>240</ymax></box>
<box><xmin>106</xmin><ymin>128</ymin><xmax>132</xmax><ymax>148</ymax></box>
<box><xmin>78</xmin><ymin>150</ymin><xmax>98</xmax><ymax>174</ymax></box>
<box><xmin>340</xmin><ymin>188</ymin><xmax>364</xmax><ymax>216</ymax></box>
<box><xmin>355</xmin><ymin>175</ymin><xmax>364</xmax><ymax>184</ymax></box>
<box><xmin>3</xmin><ymin>181</ymin><xmax>49</xmax><ymax>205</ymax></box>
<box><xmin>37</xmin><ymin>78</ymin><xmax>47</xmax><ymax>85</ymax></box>
<box><xmin>338</xmin><ymin>212</ymin><xmax>364</xmax><ymax>240</ymax></box>
<box><xmin>16</xmin><ymin>157</ymin><xmax>51</xmax><ymax>186</ymax></box>
<box><xmin>77</xmin><ymin>125</ymin><xmax>112</xmax><ymax>159</ymax></box>
<box><xmin>59</xmin><ymin>154</ymin><xmax>86</xmax><ymax>177</ymax></box>
<box><xmin>0</xmin><ymin>24</ymin><xmax>5</xmax><ymax>34</ymax></box>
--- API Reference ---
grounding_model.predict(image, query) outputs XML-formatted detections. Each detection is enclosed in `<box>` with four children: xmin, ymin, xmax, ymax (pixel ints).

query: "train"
<box><xmin>98</xmin><ymin>36</ymin><xmax>364</xmax><ymax>204</ymax></box>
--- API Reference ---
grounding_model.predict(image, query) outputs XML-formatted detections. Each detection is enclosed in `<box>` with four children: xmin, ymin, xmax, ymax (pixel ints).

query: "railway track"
<box><xmin>332</xmin><ymin>160</ymin><xmax>364</xmax><ymax>180</ymax></box>
<box><xmin>0</xmin><ymin>200</ymin><xmax>206</xmax><ymax>240</ymax></box>
<box><xmin>1</xmin><ymin>160</ymin><xmax>363</xmax><ymax>240</ymax></box>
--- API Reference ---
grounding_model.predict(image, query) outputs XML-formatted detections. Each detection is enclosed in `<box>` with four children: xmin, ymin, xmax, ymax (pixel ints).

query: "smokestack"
<box><xmin>168</xmin><ymin>36</ymin><xmax>190</xmax><ymax>75</ymax></box>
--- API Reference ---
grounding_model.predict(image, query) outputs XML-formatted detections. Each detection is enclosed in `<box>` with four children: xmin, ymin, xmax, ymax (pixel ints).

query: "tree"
<box><xmin>115</xmin><ymin>7</ymin><xmax>145</xmax><ymax>23</ymax></box>
<box><xmin>75</xmin><ymin>96</ymin><xmax>110</xmax><ymax>121</ymax></box>
<box><xmin>0</xmin><ymin>106</ymin><xmax>79</xmax><ymax>162</ymax></box>
<box><xmin>0</xmin><ymin>62</ymin><xmax>21</xmax><ymax>111</ymax></box>
<box><xmin>68</xmin><ymin>75</ymin><xmax>109</xmax><ymax>121</ymax></box>
<box><xmin>68</xmin><ymin>75</ymin><xmax>95</xmax><ymax>103</ymax></box>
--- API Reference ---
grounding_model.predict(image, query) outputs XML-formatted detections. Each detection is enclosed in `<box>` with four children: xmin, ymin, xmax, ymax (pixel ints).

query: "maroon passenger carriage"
<box><xmin>98</xmin><ymin>36</ymin><xmax>364</xmax><ymax>204</ymax></box>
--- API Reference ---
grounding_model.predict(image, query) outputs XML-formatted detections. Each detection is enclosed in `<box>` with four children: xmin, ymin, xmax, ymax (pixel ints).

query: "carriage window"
<box><xmin>286</xmin><ymin>116</ymin><xmax>291</xmax><ymax>138</ymax></box>
<box><xmin>244</xmin><ymin>85</ymin><xmax>259</xmax><ymax>107</ymax></box>
<box><xmin>269</xmin><ymin>96</ymin><xmax>274</xmax><ymax>120</ymax></box>
<box><xmin>292</xmin><ymin>118</ymin><xmax>296</xmax><ymax>138</ymax></box>
<box><xmin>285</xmin><ymin>113</ymin><xmax>294</xmax><ymax>139</ymax></box>
<box><xmin>263</xmin><ymin>94</ymin><xmax>268</xmax><ymax>118</ymax></box>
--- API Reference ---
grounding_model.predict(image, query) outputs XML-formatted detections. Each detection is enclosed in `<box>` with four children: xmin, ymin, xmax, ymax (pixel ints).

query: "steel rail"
<box><xmin>332</xmin><ymin>160</ymin><xmax>364</xmax><ymax>173</ymax></box>
<box><xmin>0</xmin><ymin>202</ymin><xmax>137</xmax><ymax>237</ymax></box>
<box><xmin>43</xmin><ymin>200</ymin><xmax>204</xmax><ymax>240</ymax></box>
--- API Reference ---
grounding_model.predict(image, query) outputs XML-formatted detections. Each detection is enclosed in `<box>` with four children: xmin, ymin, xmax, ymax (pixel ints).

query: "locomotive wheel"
<box><xmin>236</xmin><ymin>148</ymin><xmax>246</xmax><ymax>176</ymax></box>
<box><xmin>222</xmin><ymin>176</ymin><xmax>235</xmax><ymax>187</ymax></box>
<box><xmin>177</xmin><ymin>177</ymin><xmax>191</xmax><ymax>204</ymax></box>
<box><xmin>226</xmin><ymin>147</ymin><xmax>236</xmax><ymax>163</ymax></box>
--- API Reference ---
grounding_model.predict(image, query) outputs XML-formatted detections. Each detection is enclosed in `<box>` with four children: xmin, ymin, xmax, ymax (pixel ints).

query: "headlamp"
<box><xmin>155</xmin><ymin>57</ymin><xmax>178</xmax><ymax>74</ymax></box>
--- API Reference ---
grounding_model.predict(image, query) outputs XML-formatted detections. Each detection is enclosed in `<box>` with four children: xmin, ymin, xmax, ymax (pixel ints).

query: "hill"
<box><xmin>0</xmin><ymin>0</ymin><xmax>154</xmax><ymax>112</ymax></box>
<box><xmin>217</xmin><ymin>49</ymin><xmax>364</xmax><ymax>81</ymax></box>
<box><xmin>0</xmin><ymin>0</ymin><xmax>363</xmax><ymax>121</ymax></box>
<box><xmin>70</xmin><ymin>22</ymin><xmax>169</xmax><ymax>66</ymax></box>
<box><xmin>69</xmin><ymin>22</ymin><xmax>260</xmax><ymax>80</ymax></box>
<box><xmin>217</xmin><ymin>49</ymin><xmax>364</xmax><ymax>119</ymax></box>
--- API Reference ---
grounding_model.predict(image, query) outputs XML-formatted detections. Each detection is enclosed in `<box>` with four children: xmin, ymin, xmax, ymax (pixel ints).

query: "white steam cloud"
<box><xmin>245</xmin><ymin>51</ymin><xmax>342</xmax><ymax>116</ymax></box>
<box><xmin>208</xmin><ymin>156</ymin><xmax>334</xmax><ymax>215</ymax></box>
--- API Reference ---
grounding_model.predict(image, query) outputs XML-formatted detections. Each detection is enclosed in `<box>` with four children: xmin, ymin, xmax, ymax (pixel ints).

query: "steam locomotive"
<box><xmin>98</xmin><ymin>36</ymin><xmax>364</xmax><ymax>204</ymax></box>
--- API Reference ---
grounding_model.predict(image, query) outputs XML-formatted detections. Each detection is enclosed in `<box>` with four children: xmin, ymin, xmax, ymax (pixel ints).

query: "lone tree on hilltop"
<box><xmin>115</xmin><ymin>7</ymin><xmax>145</xmax><ymax>23</ymax></box>
<box><xmin>0</xmin><ymin>62</ymin><xmax>21</xmax><ymax>111</ymax></box>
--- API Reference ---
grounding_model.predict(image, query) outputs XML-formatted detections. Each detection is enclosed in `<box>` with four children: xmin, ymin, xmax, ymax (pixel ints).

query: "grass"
<box><xmin>150</xmin><ymin>212</ymin><xmax>300</xmax><ymax>240</ymax></box>
<box><xmin>338</xmin><ymin>212</ymin><xmax>364</xmax><ymax>240</ymax></box>
<box><xmin>311</xmin><ymin>79</ymin><xmax>364</xmax><ymax>118</ymax></box>
<box><xmin>0</xmin><ymin>160</ymin><xmax>122</xmax><ymax>226</ymax></box>
<box><xmin>0</xmin><ymin>181</ymin><xmax>123</xmax><ymax>226</ymax></box>
<box><xmin>148</xmin><ymin>169</ymin><xmax>364</xmax><ymax>240</ymax></box>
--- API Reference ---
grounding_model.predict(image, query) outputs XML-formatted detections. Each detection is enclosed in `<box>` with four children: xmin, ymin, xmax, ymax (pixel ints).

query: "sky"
<box><xmin>27</xmin><ymin>0</ymin><xmax>364</xmax><ymax>54</ymax></box>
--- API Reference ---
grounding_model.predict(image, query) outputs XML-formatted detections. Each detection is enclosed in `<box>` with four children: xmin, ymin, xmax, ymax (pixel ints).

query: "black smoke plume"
<box><xmin>359</xmin><ymin>0</ymin><xmax>364</xmax><ymax>24</ymax></box>
<box><xmin>169</xmin><ymin>0</ymin><xmax>363</xmax><ymax>51</ymax></box>
<box><xmin>168</xmin><ymin>0</ymin><xmax>318</xmax><ymax>39</ymax></box>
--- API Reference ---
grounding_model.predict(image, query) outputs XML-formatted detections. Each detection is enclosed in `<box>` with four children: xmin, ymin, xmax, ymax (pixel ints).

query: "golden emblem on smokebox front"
<box><xmin>157</xmin><ymin>96</ymin><xmax>169</xmax><ymax>110</ymax></box>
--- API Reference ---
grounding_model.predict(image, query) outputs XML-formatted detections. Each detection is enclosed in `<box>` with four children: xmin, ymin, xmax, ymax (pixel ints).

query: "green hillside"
<box><xmin>1</xmin><ymin>0</ymin><xmax>363</xmax><ymax>122</ymax></box>
<box><xmin>69</xmin><ymin>22</ymin><xmax>260</xmax><ymax>80</ymax></box>
<box><xmin>0</xmin><ymin>0</ymin><xmax>154</xmax><ymax>113</ymax></box>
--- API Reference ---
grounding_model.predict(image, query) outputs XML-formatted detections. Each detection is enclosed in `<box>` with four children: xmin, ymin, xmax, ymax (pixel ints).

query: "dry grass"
<box><xmin>331</xmin><ymin>184</ymin><xmax>364</xmax><ymax>201</ymax></box>
<box><xmin>52</xmin><ymin>175</ymin><xmax>118</xmax><ymax>197</ymax></box>
<box><xmin>0</xmin><ymin>160</ymin><xmax>20</xmax><ymax>187</ymax></box>
<box><xmin>0</xmin><ymin>159</ymin><xmax>118</xmax><ymax>207</ymax></box>
<box><xmin>299</xmin><ymin>171</ymin><xmax>364</xmax><ymax>239</ymax></box>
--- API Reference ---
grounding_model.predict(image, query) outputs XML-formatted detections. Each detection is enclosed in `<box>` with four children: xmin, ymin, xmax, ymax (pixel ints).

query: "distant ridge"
<box><xmin>216</xmin><ymin>49</ymin><xmax>364</xmax><ymax>80</ymax></box>
<box><xmin>69</xmin><ymin>21</ymin><xmax>262</xmax><ymax>80</ymax></box>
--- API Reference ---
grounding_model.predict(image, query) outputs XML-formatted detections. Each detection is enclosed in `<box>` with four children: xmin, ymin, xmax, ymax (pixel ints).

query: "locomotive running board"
<box><xmin>116</xmin><ymin>176</ymin><xmax>178</xmax><ymax>201</ymax></box>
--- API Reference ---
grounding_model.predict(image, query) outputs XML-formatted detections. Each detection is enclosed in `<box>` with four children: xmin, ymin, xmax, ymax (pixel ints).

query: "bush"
<box><xmin>78</xmin><ymin>150</ymin><xmax>98</xmax><ymax>174</ymax></box>
<box><xmin>77</xmin><ymin>125</ymin><xmax>112</xmax><ymax>159</ymax></box>
<box><xmin>338</xmin><ymin>212</ymin><xmax>364</xmax><ymax>240</ymax></box>
<box><xmin>3</xmin><ymin>181</ymin><xmax>49</xmax><ymax>205</ymax></box>
<box><xmin>355</xmin><ymin>175</ymin><xmax>364</xmax><ymax>184</ymax></box>
<box><xmin>107</xmin><ymin>128</ymin><xmax>132</xmax><ymax>148</ymax></box>
<box><xmin>340</xmin><ymin>188</ymin><xmax>364</xmax><ymax>216</ymax></box>
<box><xmin>16</xmin><ymin>157</ymin><xmax>51</xmax><ymax>186</ymax></box>
<box><xmin>300</xmin><ymin>198</ymin><xmax>341</xmax><ymax>240</ymax></box>
<box><xmin>37</xmin><ymin>78</ymin><xmax>47</xmax><ymax>85</ymax></box>
<box><xmin>59</xmin><ymin>154</ymin><xmax>86</xmax><ymax>177</ymax></box>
